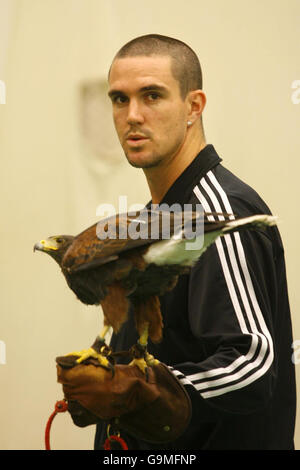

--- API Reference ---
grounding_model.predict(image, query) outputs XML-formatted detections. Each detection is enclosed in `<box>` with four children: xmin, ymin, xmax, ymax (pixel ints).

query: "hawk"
<box><xmin>34</xmin><ymin>209</ymin><xmax>276</xmax><ymax>372</ymax></box>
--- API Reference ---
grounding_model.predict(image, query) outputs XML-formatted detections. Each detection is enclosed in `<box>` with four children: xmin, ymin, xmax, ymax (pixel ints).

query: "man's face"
<box><xmin>108</xmin><ymin>55</ymin><xmax>189</xmax><ymax>169</ymax></box>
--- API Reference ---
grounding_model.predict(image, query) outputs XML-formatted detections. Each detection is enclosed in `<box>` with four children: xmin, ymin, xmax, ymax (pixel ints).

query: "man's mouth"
<box><xmin>126</xmin><ymin>134</ymin><xmax>149</xmax><ymax>146</ymax></box>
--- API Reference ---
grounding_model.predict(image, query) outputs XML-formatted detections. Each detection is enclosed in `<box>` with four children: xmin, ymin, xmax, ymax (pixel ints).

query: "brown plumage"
<box><xmin>34</xmin><ymin>209</ymin><xmax>276</xmax><ymax>369</ymax></box>
<box><xmin>33</xmin><ymin>210</ymin><xmax>194</xmax><ymax>343</ymax></box>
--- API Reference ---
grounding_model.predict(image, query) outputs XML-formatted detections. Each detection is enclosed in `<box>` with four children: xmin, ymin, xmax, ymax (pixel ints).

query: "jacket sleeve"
<box><xmin>169</xmin><ymin>221</ymin><xmax>277</xmax><ymax>420</ymax></box>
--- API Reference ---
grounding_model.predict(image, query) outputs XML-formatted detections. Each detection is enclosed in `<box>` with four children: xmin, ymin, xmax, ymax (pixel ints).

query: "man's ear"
<box><xmin>186</xmin><ymin>89</ymin><xmax>206</xmax><ymax>124</ymax></box>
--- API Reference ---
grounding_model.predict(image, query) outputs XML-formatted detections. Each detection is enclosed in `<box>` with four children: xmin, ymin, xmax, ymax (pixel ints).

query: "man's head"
<box><xmin>108</xmin><ymin>34</ymin><xmax>206</xmax><ymax>170</ymax></box>
<box><xmin>110</xmin><ymin>34</ymin><xmax>203</xmax><ymax>100</ymax></box>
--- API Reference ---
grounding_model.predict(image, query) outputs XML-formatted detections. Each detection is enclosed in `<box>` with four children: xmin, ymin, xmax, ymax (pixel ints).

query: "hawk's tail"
<box><xmin>221</xmin><ymin>214</ymin><xmax>277</xmax><ymax>233</ymax></box>
<box><xmin>143</xmin><ymin>214</ymin><xmax>277</xmax><ymax>267</ymax></box>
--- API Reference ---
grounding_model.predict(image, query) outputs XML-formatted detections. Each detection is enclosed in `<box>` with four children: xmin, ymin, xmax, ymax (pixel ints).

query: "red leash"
<box><xmin>103</xmin><ymin>434</ymin><xmax>128</xmax><ymax>450</ymax></box>
<box><xmin>103</xmin><ymin>422</ymin><xmax>128</xmax><ymax>450</ymax></box>
<box><xmin>45</xmin><ymin>400</ymin><xmax>128</xmax><ymax>450</ymax></box>
<box><xmin>45</xmin><ymin>400</ymin><xmax>68</xmax><ymax>450</ymax></box>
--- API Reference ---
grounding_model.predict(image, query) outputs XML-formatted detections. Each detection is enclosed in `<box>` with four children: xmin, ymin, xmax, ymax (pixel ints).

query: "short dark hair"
<box><xmin>111</xmin><ymin>34</ymin><xmax>203</xmax><ymax>100</ymax></box>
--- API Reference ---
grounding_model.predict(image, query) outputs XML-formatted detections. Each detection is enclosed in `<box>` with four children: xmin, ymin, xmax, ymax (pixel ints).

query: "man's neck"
<box><xmin>144</xmin><ymin>133</ymin><xmax>207</xmax><ymax>205</ymax></box>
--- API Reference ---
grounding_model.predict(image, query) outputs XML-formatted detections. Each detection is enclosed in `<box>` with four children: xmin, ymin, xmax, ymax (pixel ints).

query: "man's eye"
<box><xmin>113</xmin><ymin>95</ymin><xmax>128</xmax><ymax>104</ymax></box>
<box><xmin>147</xmin><ymin>93</ymin><xmax>160</xmax><ymax>101</ymax></box>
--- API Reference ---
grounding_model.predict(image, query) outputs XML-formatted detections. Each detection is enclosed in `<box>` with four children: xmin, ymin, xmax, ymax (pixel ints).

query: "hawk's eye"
<box><xmin>56</xmin><ymin>238</ymin><xmax>63</xmax><ymax>244</ymax></box>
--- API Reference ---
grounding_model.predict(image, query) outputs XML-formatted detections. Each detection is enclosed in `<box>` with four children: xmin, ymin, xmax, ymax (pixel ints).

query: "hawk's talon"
<box><xmin>128</xmin><ymin>323</ymin><xmax>159</xmax><ymax>375</ymax></box>
<box><xmin>129</xmin><ymin>356</ymin><xmax>148</xmax><ymax>374</ymax></box>
<box><xmin>129</xmin><ymin>351</ymin><xmax>159</xmax><ymax>376</ymax></box>
<box><xmin>129</xmin><ymin>342</ymin><xmax>146</xmax><ymax>359</ymax></box>
<box><xmin>100</xmin><ymin>344</ymin><xmax>113</xmax><ymax>357</ymax></box>
<box><xmin>65</xmin><ymin>347</ymin><xmax>111</xmax><ymax>369</ymax></box>
<box><xmin>145</xmin><ymin>352</ymin><xmax>159</xmax><ymax>367</ymax></box>
<box><xmin>91</xmin><ymin>336</ymin><xmax>111</xmax><ymax>355</ymax></box>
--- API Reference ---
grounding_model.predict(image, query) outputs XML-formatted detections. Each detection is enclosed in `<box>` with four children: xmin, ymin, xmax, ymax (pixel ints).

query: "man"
<box><xmin>62</xmin><ymin>34</ymin><xmax>297</xmax><ymax>450</ymax></box>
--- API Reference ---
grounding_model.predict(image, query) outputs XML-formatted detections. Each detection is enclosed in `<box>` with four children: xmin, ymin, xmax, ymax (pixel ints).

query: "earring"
<box><xmin>187</xmin><ymin>121</ymin><xmax>192</xmax><ymax>127</ymax></box>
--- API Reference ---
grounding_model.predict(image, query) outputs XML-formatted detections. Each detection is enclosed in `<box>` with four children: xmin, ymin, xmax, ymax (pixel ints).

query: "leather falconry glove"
<box><xmin>56</xmin><ymin>355</ymin><xmax>191</xmax><ymax>444</ymax></box>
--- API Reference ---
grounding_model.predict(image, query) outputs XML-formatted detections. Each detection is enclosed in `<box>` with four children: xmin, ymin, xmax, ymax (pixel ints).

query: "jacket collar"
<box><xmin>146</xmin><ymin>144</ymin><xmax>222</xmax><ymax>208</ymax></box>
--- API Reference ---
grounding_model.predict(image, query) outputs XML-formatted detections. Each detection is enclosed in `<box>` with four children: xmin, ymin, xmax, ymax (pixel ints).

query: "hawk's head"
<box><xmin>34</xmin><ymin>235</ymin><xmax>74</xmax><ymax>265</ymax></box>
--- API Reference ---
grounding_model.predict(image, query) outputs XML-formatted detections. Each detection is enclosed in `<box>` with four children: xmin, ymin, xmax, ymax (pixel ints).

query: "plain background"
<box><xmin>0</xmin><ymin>0</ymin><xmax>299</xmax><ymax>450</ymax></box>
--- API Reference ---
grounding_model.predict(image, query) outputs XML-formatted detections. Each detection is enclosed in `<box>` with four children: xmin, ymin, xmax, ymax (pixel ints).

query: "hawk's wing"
<box><xmin>61</xmin><ymin>210</ymin><xmax>207</xmax><ymax>272</ymax></box>
<box><xmin>61</xmin><ymin>209</ymin><xmax>254</xmax><ymax>273</ymax></box>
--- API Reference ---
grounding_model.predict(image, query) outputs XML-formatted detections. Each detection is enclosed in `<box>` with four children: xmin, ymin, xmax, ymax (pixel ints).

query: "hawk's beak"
<box><xmin>33</xmin><ymin>239</ymin><xmax>59</xmax><ymax>252</ymax></box>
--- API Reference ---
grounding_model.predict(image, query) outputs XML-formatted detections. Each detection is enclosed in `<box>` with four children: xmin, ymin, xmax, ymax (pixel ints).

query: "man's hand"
<box><xmin>57</xmin><ymin>358</ymin><xmax>160</xmax><ymax>420</ymax></box>
<box><xmin>56</xmin><ymin>355</ymin><xmax>191</xmax><ymax>444</ymax></box>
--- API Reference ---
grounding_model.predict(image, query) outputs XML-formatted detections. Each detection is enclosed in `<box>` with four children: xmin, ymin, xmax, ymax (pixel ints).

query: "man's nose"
<box><xmin>126</xmin><ymin>99</ymin><xmax>144</xmax><ymax>125</ymax></box>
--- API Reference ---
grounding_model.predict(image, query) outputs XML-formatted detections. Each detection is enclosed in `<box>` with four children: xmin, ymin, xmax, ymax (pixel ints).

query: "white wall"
<box><xmin>0</xmin><ymin>0</ymin><xmax>299</xmax><ymax>449</ymax></box>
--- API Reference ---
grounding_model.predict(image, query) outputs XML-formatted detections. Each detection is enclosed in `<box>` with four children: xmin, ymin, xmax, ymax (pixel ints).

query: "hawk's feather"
<box><xmin>34</xmin><ymin>210</ymin><xmax>277</xmax><ymax>342</ymax></box>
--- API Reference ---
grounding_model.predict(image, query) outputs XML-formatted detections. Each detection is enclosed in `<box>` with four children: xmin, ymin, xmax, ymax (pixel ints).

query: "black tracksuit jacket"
<box><xmin>94</xmin><ymin>144</ymin><xmax>296</xmax><ymax>450</ymax></box>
